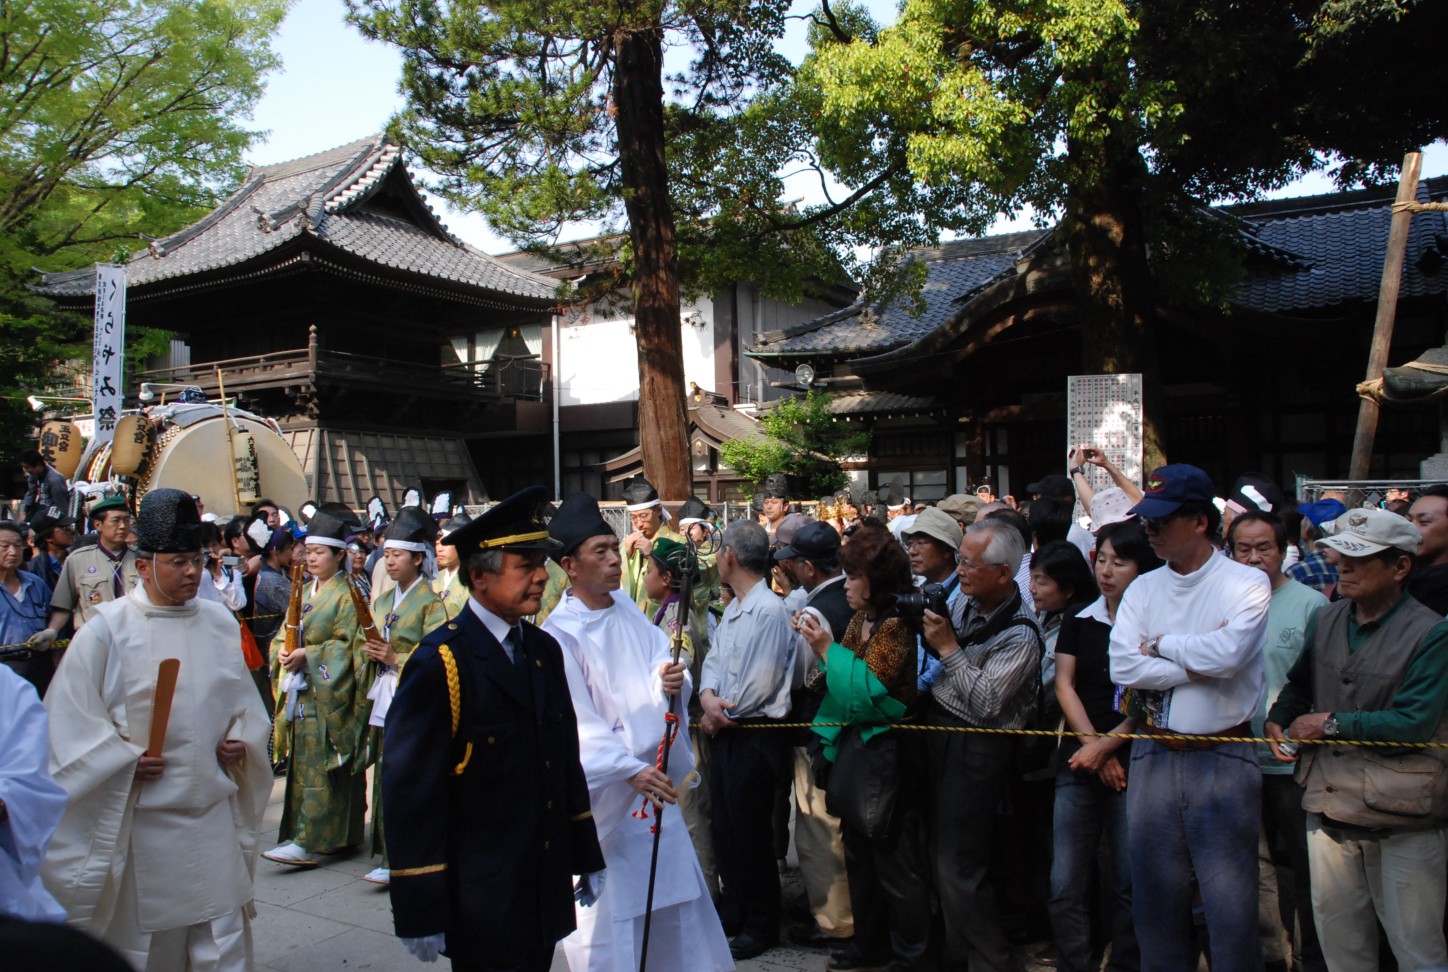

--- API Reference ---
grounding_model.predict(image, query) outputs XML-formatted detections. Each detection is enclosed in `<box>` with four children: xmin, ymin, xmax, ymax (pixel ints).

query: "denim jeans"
<box><xmin>1049</xmin><ymin>759</ymin><xmax>1138</xmax><ymax>972</ymax></box>
<box><xmin>1127</xmin><ymin>740</ymin><xmax>1262</xmax><ymax>972</ymax></box>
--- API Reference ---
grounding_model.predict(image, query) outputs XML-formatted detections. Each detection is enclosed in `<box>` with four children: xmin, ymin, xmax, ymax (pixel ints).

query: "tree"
<box><xmin>0</xmin><ymin>0</ymin><xmax>290</xmax><ymax>477</ymax></box>
<box><xmin>719</xmin><ymin>390</ymin><xmax>870</xmax><ymax>496</ymax></box>
<box><xmin>798</xmin><ymin>0</ymin><xmax>1448</xmax><ymax>468</ymax></box>
<box><xmin>345</xmin><ymin>0</ymin><xmax>984</xmax><ymax>497</ymax></box>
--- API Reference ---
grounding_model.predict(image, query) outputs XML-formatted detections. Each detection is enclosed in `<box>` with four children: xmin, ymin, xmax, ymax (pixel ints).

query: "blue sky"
<box><xmin>245</xmin><ymin>0</ymin><xmax>1446</xmax><ymax>254</ymax></box>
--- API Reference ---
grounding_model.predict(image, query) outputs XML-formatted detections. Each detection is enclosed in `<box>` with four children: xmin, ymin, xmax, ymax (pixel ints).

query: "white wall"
<box><xmin>558</xmin><ymin>300</ymin><xmax>716</xmax><ymax>406</ymax></box>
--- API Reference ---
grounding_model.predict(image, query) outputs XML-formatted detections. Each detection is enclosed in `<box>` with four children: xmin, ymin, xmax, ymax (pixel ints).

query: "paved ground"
<box><xmin>252</xmin><ymin>775</ymin><xmax>839</xmax><ymax>972</ymax></box>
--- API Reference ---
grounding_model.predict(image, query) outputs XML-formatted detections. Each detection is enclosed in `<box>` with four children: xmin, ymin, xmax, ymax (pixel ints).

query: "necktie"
<box><xmin>508</xmin><ymin>627</ymin><xmax>531</xmax><ymax>688</ymax></box>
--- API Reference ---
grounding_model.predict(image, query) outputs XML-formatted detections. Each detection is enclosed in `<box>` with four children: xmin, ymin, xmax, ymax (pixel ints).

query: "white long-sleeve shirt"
<box><xmin>1109</xmin><ymin>553</ymin><xmax>1269</xmax><ymax>734</ymax></box>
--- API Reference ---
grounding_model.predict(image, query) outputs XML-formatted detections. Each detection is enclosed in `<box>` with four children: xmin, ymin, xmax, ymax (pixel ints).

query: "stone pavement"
<box><xmin>251</xmin><ymin>775</ymin><xmax>836</xmax><ymax>971</ymax></box>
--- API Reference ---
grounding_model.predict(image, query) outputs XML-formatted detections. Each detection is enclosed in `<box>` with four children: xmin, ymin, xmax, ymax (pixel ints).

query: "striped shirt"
<box><xmin>932</xmin><ymin>592</ymin><xmax>1043</xmax><ymax>729</ymax></box>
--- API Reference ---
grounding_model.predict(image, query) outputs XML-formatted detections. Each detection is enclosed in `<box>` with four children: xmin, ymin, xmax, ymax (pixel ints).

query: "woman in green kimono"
<box><xmin>430</xmin><ymin>512</ymin><xmax>472</xmax><ymax>620</ymax></box>
<box><xmin>359</xmin><ymin>507</ymin><xmax>448</xmax><ymax>885</ymax></box>
<box><xmin>264</xmin><ymin>505</ymin><xmax>368</xmax><ymax>867</ymax></box>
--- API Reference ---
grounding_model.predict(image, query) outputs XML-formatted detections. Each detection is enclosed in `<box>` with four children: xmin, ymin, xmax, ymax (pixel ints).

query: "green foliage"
<box><xmin>0</xmin><ymin>0</ymin><xmax>289</xmax><ymax>476</ymax></box>
<box><xmin>719</xmin><ymin>391</ymin><xmax>870</xmax><ymax>496</ymax></box>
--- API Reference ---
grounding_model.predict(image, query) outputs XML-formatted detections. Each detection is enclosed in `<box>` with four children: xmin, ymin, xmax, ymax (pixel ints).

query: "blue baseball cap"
<box><xmin>1299</xmin><ymin>498</ymin><xmax>1347</xmax><ymax>528</ymax></box>
<box><xmin>1129</xmin><ymin>464</ymin><xmax>1217</xmax><ymax>519</ymax></box>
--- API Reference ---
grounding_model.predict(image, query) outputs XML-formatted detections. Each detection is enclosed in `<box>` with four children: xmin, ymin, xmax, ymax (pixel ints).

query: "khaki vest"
<box><xmin>1297</xmin><ymin>596</ymin><xmax>1448</xmax><ymax>829</ymax></box>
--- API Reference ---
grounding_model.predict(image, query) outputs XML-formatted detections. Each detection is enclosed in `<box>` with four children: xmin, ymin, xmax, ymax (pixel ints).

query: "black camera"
<box><xmin>892</xmin><ymin>582</ymin><xmax>950</xmax><ymax>618</ymax></box>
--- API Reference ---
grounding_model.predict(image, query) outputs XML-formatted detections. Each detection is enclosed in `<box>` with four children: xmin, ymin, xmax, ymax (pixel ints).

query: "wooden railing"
<box><xmin>136</xmin><ymin>347</ymin><xmax>550</xmax><ymax>403</ymax></box>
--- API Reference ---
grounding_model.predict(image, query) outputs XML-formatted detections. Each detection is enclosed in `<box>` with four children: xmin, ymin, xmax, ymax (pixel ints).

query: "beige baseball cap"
<box><xmin>1316</xmin><ymin>508</ymin><xmax>1421</xmax><ymax>558</ymax></box>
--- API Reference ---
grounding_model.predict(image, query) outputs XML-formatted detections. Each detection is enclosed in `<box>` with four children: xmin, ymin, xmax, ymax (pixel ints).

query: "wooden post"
<box><xmin>1349</xmin><ymin>151</ymin><xmax>1423</xmax><ymax>480</ymax></box>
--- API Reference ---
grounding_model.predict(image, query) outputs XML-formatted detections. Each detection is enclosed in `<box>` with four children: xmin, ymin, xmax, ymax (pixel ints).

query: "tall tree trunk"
<box><xmin>612</xmin><ymin>25</ymin><xmax>691</xmax><ymax>500</ymax></box>
<box><xmin>1064</xmin><ymin>113</ymin><xmax>1168</xmax><ymax>472</ymax></box>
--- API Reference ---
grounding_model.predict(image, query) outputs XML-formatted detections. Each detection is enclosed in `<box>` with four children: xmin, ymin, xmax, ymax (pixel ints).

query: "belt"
<box><xmin>1139</xmin><ymin>721</ymin><xmax>1251</xmax><ymax>752</ymax></box>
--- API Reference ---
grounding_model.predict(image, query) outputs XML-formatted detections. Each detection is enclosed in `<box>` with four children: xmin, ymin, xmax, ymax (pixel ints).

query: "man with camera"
<box><xmin>922</xmin><ymin>518</ymin><xmax>1044</xmax><ymax>972</ymax></box>
<box><xmin>904</xmin><ymin>507</ymin><xmax>966</xmax><ymax>696</ymax></box>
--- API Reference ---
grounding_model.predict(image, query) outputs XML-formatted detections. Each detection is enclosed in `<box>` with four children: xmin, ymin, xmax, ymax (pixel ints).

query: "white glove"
<box><xmin>402</xmin><ymin>934</ymin><xmax>445</xmax><ymax>963</ymax></box>
<box><xmin>574</xmin><ymin>869</ymin><xmax>607</xmax><ymax>907</ymax></box>
<box><xmin>25</xmin><ymin>629</ymin><xmax>57</xmax><ymax>651</ymax></box>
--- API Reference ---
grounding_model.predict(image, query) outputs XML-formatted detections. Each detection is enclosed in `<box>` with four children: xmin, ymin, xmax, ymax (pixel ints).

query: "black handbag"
<box><xmin>825</xmin><ymin>725</ymin><xmax>901</xmax><ymax>840</ymax></box>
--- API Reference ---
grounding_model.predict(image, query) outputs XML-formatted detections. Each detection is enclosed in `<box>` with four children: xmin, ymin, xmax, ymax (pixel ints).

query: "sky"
<box><xmin>245</xmin><ymin>0</ymin><xmax>1447</xmax><ymax>255</ymax></box>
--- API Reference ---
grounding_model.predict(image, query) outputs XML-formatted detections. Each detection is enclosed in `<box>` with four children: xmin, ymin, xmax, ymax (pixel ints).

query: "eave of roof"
<box><xmin>32</xmin><ymin>135</ymin><xmax>559</xmax><ymax>308</ymax></box>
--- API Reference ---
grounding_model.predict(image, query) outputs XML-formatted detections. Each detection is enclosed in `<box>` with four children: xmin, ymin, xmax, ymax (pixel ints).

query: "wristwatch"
<box><xmin>1069</xmin><ymin>465</ymin><xmax>1087</xmax><ymax>477</ymax></box>
<box><xmin>1323</xmin><ymin>715</ymin><xmax>1340</xmax><ymax>738</ymax></box>
<box><xmin>1146</xmin><ymin>635</ymin><xmax>1163</xmax><ymax>658</ymax></box>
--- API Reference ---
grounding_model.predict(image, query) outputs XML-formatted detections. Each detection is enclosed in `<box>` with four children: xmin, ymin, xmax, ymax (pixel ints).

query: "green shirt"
<box><xmin>1268</xmin><ymin>593</ymin><xmax>1448</xmax><ymax>744</ymax></box>
<box><xmin>1255</xmin><ymin>579</ymin><xmax>1329</xmax><ymax>773</ymax></box>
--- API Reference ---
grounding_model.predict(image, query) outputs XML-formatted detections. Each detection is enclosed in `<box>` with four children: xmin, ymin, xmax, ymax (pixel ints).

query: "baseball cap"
<box><xmin>1129</xmin><ymin>464</ymin><xmax>1217</xmax><ymax>519</ymax></box>
<box><xmin>1316</xmin><ymin>508</ymin><xmax>1421</xmax><ymax>558</ymax></box>
<box><xmin>937</xmin><ymin>493</ymin><xmax>984</xmax><ymax>526</ymax></box>
<box><xmin>29</xmin><ymin>511</ymin><xmax>76</xmax><ymax>538</ymax></box>
<box><xmin>904</xmin><ymin>507</ymin><xmax>963</xmax><ymax>551</ymax></box>
<box><xmin>772</xmin><ymin>512</ymin><xmax>813</xmax><ymax>550</ymax></box>
<box><xmin>1026</xmin><ymin>473</ymin><xmax>1075</xmax><ymax>501</ymax></box>
<box><xmin>774</xmin><ymin>520</ymin><xmax>841</xmax><ymax>561</ymax></box>
<box><xmin>1225</xmin><ymin>474</ymin><xmax>1288</xmax><ymax>516</ymax></box>
<box><xmin>1299</xmin><ymin>498</ymin><xmax>1348</xmax><ymax>528</ymax></box>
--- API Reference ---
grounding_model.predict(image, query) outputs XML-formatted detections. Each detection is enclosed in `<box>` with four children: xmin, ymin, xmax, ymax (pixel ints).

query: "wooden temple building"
<box><xmin>35</xmin><ymin>136</ymin><xmax>563</xmax><ymax>508</ymax></box>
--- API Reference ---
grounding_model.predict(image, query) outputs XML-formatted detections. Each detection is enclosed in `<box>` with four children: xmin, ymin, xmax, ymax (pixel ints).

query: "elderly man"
<box><xmin>42</xmin><ymin>489</ymin><xmax>272</xmax><ymax>970</ymax></box>
<box><xmin>922</xmin><ymin>518</ymin><xmax>1043</xmax><ymax>972</ymax></box>
<box><xmin>44</xmin><ymin>495</ymin><xmax>139</xmax><ymax>638</ymax></box>
<box><xmin>542</xmin><ymin>492</ymin><xmax>730</xmax><ymax>972</ymax></box>
<box><xmin>1267</xmin><ymin>508</ymin><xmax>1448</xmax><ymax>972</ymax></box>
<box><xmin>619</xmin><ymin>476</ymin><xmax>682</xmax><ymax>617</ymax></box>
<box><xmin>905</xmin><ymin>507</ymin><xmax>966</xmax><ymax>696</ymax></box>
<box><xmin>383</xmin><ymin>486</ymin><xmax>604</xmax><ymax>971</ymax></box>
<box><xmin>1109</xmin><ymin>464</ymin><xmax>1270</xmax><ymax>972</ymax></box>
<box><xmin>699</xmin><ymin>520</ymin><xmax>796</xmax><ymax>961</ymax></box>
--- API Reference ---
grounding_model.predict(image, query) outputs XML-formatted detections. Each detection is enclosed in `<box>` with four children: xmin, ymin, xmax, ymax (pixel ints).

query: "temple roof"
<box><xmin>34</xmin><ymin>135</ymin><xmax>559</xmax><ymax>307</ymax></box>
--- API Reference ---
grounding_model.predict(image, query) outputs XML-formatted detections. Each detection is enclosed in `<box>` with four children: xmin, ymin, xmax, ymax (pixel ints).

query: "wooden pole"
<box><xmin>1349</xmin><ymin>151</ymin><xmax>1423</xmax><ymax>479</ymax></box>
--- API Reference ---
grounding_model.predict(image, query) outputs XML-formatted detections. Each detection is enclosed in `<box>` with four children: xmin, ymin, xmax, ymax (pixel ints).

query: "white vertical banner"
<box><xmin>92</xmin><ymin>264</ymin><xmax>126</xmax><ymax>446</ymax></box>
<box><xmin>1067</xmin><ymin>373</ymin><xmax>1144</xmax><ymax>517</ymax></box>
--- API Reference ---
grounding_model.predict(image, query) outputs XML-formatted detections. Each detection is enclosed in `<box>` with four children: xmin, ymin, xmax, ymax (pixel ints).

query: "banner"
<box><xmin>92</xmin><ymin>264</ymin><xmax>126</xmax><ymax>446</ymax></box>
<box><xmin>1067</xmin><ymin>373</ymin><xmax>1143</xmax><ymax>518</ymax></box>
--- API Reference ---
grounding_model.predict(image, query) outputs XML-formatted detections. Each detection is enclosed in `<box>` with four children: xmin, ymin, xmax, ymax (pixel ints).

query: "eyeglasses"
<box><xmin>1141</xmin><ymin>513</ymin><xmax>1188</xmax><ymax>531</ymax></box>
<box><xmin>156</xmin><ymin>555</ymin><xmax>205</xmax><ymax>571</ymax></box>
<box><xmin>954</xmin><ymin>553</ymin><xmax>1003</xmax><ymax>571</ymax></box>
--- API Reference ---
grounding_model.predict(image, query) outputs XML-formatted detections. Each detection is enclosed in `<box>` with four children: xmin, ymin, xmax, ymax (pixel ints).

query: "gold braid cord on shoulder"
<box><xmin>437</xmin><ymin>644</ymin><xmax>472</xmax><ymax>774</ymax></box>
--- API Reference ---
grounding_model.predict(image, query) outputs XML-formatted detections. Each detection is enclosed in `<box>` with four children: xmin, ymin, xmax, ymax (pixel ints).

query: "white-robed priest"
<box><xmin>542</xmin><ymin>492</ymin><xmax>733</xmax><ymax>972</ymax></box>
<box><xmin>41</xmin><ymin>488</ymin><xmax>272</xmax><ymax>971</ymax></box>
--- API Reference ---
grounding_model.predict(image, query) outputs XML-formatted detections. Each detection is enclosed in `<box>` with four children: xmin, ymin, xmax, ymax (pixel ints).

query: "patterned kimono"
<box><xmin>535</xmin><ymin>557</ymin><xmax>571</xmax><ymax>625</ymax></box>
<box><xmin>364</xmin><ymin>578</ymin><xmax>448</xmax><ymax>861</ymax></box>
<box><xmin>270</xmin><ymin>572</ymin><xmax>367</xmax><ymax>854</ymax></box>
<box><xmin>431</xmin><ymin>568</ymin><xmax>470</xmax><ymax>622</ymax></box>
<box><xmin>622</xmin><ymin>523</ymin><xmax>682</xmax><ymax>617</ymax></box>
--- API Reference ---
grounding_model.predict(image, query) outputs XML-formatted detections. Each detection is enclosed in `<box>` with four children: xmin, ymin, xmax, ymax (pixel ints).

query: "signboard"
<box><xmin>92</xmin><ymin>264</ymin><xmax>126</xmax><ymax>446</ymax></box>
<box><xmin>1067</xmin><ymin>373</ymin><xmax>1143</xmax><ymax>518</ymax></box>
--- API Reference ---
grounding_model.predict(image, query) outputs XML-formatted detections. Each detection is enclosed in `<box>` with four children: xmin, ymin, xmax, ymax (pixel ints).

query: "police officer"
<box><xmin>383</xmin><ymin>486</ymin><xmax>604</xmax><ymax>971</ymax></box>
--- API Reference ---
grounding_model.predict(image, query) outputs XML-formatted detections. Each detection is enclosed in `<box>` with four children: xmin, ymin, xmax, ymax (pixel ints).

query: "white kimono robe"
<box><xmin>544</xmin><ymin>589</ymin><xmax>733</xmax><ymax>972</ymax></box>
<box><xmin>0</xmin><ymin>665</ymin><xmax>67</xmax><ymax>922</ymax></box>
<box><xmin>41</xmin><ymin>586</ymin><xmax>272</xmax><ymax>971</ymax></box>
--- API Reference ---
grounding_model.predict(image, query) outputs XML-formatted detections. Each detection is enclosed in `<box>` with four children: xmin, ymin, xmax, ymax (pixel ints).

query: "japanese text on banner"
<box><xmin>92</xmin><ymin>264</ymin><xmax>126</xmax><ymax>445</ymax></box>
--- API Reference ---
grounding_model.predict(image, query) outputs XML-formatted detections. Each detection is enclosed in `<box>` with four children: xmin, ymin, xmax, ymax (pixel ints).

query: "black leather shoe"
<box><xmin>789</xmin><ymin>924</ymin><xmax>853</xmax><ymax>949</ymax></box>
<box><xmin>729</xmin><ymin>932</ymin><xmax>777</xmax><ymax>961</ymax></box>
<box><xmin>827</xmin><ymin>944</ymin><xmax>889</xmax><ymax>972</ymax></box>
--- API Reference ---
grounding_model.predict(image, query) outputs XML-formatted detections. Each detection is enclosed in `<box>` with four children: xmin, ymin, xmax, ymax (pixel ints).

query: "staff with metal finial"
<box><xmin>636</xmin><ymin>531</ymin><xmax>702</xmax><ymax>972</ymax></box>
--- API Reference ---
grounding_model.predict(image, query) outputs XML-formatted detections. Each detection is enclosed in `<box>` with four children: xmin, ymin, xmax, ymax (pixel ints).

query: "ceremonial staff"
<box><xmin>345</xmin><ymin>572</ymin><xmax>384</xmax><ymax>762</ymax></box>
<box><xmin>637</xmin><ymin>530</ymin><xmax>707</xmax><ymax>972</ymax></box>
<box><xmin>275</xmin><ymin>561</ymin><xmax>305</xmax><ymax>758</ymax></box>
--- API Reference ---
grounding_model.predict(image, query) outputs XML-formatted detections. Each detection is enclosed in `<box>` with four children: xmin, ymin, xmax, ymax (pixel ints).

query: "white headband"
<box><xmin>384</xmin><ymin>539</ymin><xmax>430</xmax><ymax>553</ymax></box>
<box><xmin>626</xmin><ymin>498</ymin><xmax>661</xmax><ymax>512</ymax></box>
<box><xmin>679</xmin><ymin>517</ymin><xmax>708</xmax><ymax>526</ymax></box>
<box><xmin>306</xmin><ymin>536</ymin><xmax>347</xmax><ymax>550</ymax></box>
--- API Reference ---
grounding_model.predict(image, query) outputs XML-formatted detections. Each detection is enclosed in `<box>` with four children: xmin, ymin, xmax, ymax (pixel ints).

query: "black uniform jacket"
<box><xmin>383</xmin><ymin>605</ymin><xmax>604</xmax><ymax>963</ymax></box>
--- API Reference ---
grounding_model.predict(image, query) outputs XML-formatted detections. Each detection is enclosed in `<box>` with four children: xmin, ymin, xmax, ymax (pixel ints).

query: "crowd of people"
<box><xmin>2</xmin><ymin>446</ymin><xmax>1447</xmax><ymax>972</ymax></box>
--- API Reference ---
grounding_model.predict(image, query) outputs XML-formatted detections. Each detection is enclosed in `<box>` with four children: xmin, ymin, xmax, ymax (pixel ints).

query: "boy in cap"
<box><xmin>1109</xmin><ymin>464</ymin><xmax>1270</xmax><ymax>972</ymax></box>
<box><xmin>1289</xmin><ymin>498</ymin><xmax>1347</xmax><ymax>595</ymax></box>
<box><xmin>43</xmin><ymin>489</ymin><xmax>272</xmax><ymax>970</ymax></box>
<box><xmin>1268</xmin><ymin>508</ymin><xmax>1448</xmax><ymax>972</ymax></box>
<box><xmin>383</xmin><ymin>487</ymin><xmax>604</xmax><ymax>970</ymax></box>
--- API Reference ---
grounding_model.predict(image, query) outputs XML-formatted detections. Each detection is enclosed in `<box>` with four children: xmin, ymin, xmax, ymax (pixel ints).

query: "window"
<box><xmin>874</xmin><ymin>469</ymin><xmax>948</xmax><ymax>503</ymax></box>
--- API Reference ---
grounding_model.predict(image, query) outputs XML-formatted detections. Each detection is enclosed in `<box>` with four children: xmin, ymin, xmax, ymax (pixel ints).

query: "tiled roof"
<box><xmin>825</xmin><ymin>390</ymin><xmax>940</xmax><ymax>416</ymax></box>
<box><xmin>34</xmin><ymin>135</ymin><xmax>558</xmax><ymax>305</ymax></box>
<box><xmin>1229</xmin><ymin>175</ymin><xmax>1448</xmax><ymax>314</ymax></box>
<box><xmin>748</xmin><ymin>230</ymin><xmax>1046</xmax><ymax>358</ymax></box>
